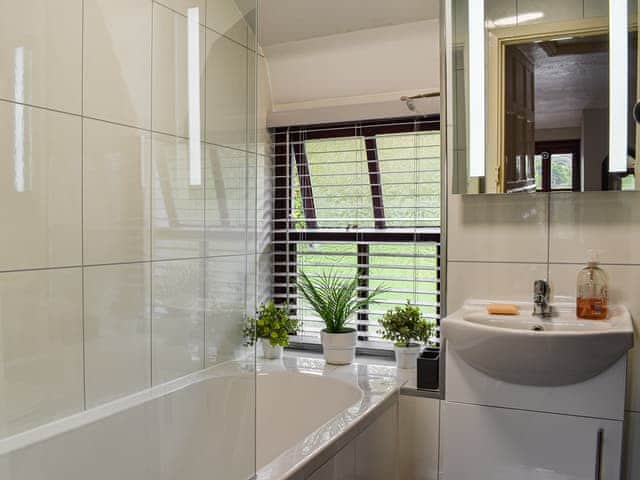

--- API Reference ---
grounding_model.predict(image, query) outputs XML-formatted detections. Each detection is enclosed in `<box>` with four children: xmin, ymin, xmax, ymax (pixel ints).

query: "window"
<box><xmin>534</xmin><ymin>140</ymin><xmax>581</xmax><ymax>192</ymax></box>
<box><xmin>272</xmin><ymin>117</ymin><xmax>441</xmax><ymax>350</ymax></box>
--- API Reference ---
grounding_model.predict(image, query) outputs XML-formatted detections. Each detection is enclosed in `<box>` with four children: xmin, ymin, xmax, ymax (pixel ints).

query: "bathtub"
<box><xmin>257</xmin><ymin>371</ymin><xmax>363</xmax><ymax>469</ymax></box>
<box><xmin>0</xmin><ymin>357</ymin><xmax>400</xmax><ymax>480</ymax></box>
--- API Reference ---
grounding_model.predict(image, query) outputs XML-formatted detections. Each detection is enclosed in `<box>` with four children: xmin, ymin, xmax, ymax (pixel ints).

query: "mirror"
<box><xmin>450</xmin><ymin>0</ymin><xmax>640</xmax><ymax>194</ymax></box>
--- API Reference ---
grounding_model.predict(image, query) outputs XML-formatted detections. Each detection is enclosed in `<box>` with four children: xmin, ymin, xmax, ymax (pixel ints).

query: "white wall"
<box><xmin>263</xmin><ymin>19</ymin><xmax>441</xmax><ymax>126</ymax></box>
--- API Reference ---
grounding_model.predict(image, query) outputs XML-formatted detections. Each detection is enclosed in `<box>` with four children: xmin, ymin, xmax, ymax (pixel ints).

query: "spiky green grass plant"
<box><xmin>297</xmin><ymin>270</ymin><xmax>385</xmax><ymax>334</ymax></box>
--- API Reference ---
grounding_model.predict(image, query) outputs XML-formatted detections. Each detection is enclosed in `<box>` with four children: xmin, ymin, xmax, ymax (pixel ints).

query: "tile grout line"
<box><xmin>150</xmin><ymin>0</ymin><xmax>155</xmax><ymax>388</ymax></box>
<box><xmin>81</xmin><ymin>0</ymin><xmax>87</xmax><ymax>412</ymax></box>
<box><xmin>0</xmin><ymin>97</ymin><xmax>256</xmax><ymax>156</ymax></box>
<box><xmin>203</xmin><ymin>0</ymin><xmax>209</xmax><ymax>372</ymax></box>
<box><xmin>0</xmin><ymin>254</ymin><xmax>251</xmax><ymax>275</ymax></box>
<box><xmin>151</xmin><ymin>0</ymin><xmax>262</xmax><ymax>55</ymax></box>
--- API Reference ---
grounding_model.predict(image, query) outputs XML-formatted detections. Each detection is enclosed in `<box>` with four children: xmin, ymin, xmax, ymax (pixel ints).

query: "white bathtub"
<box><xmin>257</xmin><ymin>371</ymin><xmax>363</xmax><ymax>469</ymax></box>
<box><xmin>0</xmin><ymin>358</ymin><xmax>399</xmax><ymax>480</ymax></box>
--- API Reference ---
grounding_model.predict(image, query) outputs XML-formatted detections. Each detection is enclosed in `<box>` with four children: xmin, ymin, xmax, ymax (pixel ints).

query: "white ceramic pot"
<box><xmin>394</xmin><ymin>344</ymin><xmax>421</xmax><ymax>369</ymax></box>
<box><xmin>261</xmin><ymin>339</ymin><xmax>283</xmax><ymax>360</ymax></box>
<box><xmin>321</xmin><ymin>329</ymin><xmax>357</xmax><ymax>365</ymax></box>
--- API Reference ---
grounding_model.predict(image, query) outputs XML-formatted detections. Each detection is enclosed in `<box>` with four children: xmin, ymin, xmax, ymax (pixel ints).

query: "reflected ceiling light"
<box><xmin>609</xmin><ymin>0</ymin><xmax>628</xmax><ymax>172</ymax></box>
<box><xmin>468</xmin><ymin>0</ymin><xmax>485</xmax><ymax>177</ymax></box>
<box><xmin>491</xmin><ymin>12</ymin><xmax>544</xmax><ymax>27</ymax></box>
<box><xmin>187</xmin><ymin>7</ymin><xmax>202</xmax><ymax>186</ymax></box>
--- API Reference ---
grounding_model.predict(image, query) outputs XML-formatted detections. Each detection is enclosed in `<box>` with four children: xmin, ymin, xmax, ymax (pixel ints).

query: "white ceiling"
<box><xmin>259</xmin><ymin>0</ymin><xmax>439</xmax><ymax>46</ymax></box>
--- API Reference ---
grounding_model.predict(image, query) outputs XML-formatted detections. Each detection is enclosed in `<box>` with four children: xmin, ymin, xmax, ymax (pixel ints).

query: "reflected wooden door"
<box><xmin>504</xmin><ymin>46</ymin><xmax>536</xmax><ymax>192</ymax></box>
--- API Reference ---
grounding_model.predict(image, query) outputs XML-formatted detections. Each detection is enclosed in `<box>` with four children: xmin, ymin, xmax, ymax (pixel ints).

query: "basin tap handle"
<box><xmin>533</xmin><ymin>280</ymin><xmax>549</xmax><ymax>302</ymax></box>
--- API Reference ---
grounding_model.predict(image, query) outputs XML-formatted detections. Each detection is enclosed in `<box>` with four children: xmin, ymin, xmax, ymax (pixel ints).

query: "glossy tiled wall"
<box><xmin>0</xmin><ymin>0</ymin><xmax>267</xmax><ymax>440</ymax></box>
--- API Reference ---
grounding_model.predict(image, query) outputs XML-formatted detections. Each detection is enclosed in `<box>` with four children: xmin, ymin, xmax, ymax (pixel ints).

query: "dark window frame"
<box><xmin>534</xmin><ymin>139</ymin><xmax>581</xmax><ymax>192</ymax></box>
<box><xmin>272</xmin><ymin>116</ymin><xmax>442</xmax><ymax>350</ymax></box>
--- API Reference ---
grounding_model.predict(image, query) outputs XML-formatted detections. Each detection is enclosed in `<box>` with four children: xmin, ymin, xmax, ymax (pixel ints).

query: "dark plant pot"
<box><xmin>417</xmin><ymin>347</ymin><xmax>440</xmax><ymax>390</ymax></box>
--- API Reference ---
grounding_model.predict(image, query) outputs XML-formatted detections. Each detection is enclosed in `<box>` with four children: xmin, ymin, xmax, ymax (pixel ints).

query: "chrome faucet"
<box><xmin>533</xmin><ymin>280</ymin><xmax>552</xmax><ymax>318</ymax></box>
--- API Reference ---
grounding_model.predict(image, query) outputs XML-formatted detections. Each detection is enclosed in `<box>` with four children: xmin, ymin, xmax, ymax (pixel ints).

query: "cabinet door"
<box><xmin>440</xmin><ymin>402</ymin><xmax>623</xmax><ymax>480</ymax></box>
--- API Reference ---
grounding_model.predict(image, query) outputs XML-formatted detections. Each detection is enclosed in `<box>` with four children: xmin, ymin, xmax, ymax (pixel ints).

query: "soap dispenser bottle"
<box><xmin>576</xmin><ymin>250</ymin><xmax>608</xmax><ymax>320</ymax></box>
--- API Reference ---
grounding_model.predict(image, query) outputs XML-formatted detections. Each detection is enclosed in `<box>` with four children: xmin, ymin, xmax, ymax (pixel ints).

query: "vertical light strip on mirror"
<box><xmin>13</xmin><ymin>47</ymin><xmax>25</xmax><ymax>192</ymax></box>
<box><xmin>187</xmin><ymin>7</ymin><xmax>202</xmax><ymax>185</ymax></box>
<box><xmin>609</xmin><ymin>0</ymin><xmax>628</xmax><ymax>172</ymax></box>
<box><xmin>468</xmin><ymin>0</ymin><xmax>486</xmax><ymax>177</ymax></box>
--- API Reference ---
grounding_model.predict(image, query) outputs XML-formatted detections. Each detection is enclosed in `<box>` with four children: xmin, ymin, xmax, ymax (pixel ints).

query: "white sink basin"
<box><xmin>442</xmin><ymin>300</ymin><xmax>635</xmax><ymax>386</ymax></box>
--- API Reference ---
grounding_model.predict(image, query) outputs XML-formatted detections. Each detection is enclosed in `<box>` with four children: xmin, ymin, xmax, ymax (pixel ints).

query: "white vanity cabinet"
<box><xmin>439</xmin><ymin>300</ymin><xmax>632</xmax><ymax>479</ymax></box>
<box><xmin>440</xmin><ymin>401</ymin><xmax>623</xmax><ymax>479</ymax></box>
<box><xmin>440</xmin><ymin>346</ymin><xmax>628</xmax><ymax>480</ymax></box>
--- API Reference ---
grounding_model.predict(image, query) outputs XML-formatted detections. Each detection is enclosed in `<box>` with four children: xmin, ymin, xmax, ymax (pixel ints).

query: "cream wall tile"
<box><xmin>84</xmin><ymin>119</ymin><xmax>151</xmax><ymax>264</ymax></box>
<box><xmin>152</xmin><ymin>133</ymin><xmax>204</xmax><ymax>259</ymax></box>
<box><xmin>156</xmin><ymin>0</ymin><xmax>206</xmax><ymax>22</ymax></box>
<box><xmin>583</xmin><ymin>0</ymin><xmax>637</xmax><ymax>18</ymax></box>
<box><xmin>0</xmin><ymin>104</ymin><xmax>81</xmax><ymax>271</ymax></box>
<box><xmin>517</xmin><ymin>0</ymin><xmax>583</xmax><ymax>24</ymax></box>
<box><xmin>486</xmin><ymin>0</ymin><xmax>516</xmax><ymax>26</ymax></box>
<box><xmin>0</xmin><ymin>268</ymin><xmax>83</xmax><ymax>439</ymax></box>
<box><xmin>307</xmin><ymin>442</ymin><xmax>356</xmax><ymax>480</ymax></box>
<box><xmin>205</xmin><ymin>255</ymin><xmax>247</xmax><ymax>365</ymax></box>
<box><xmin>204</xmin><ymin>143</ymin><xmax>247</xmax><ymax>256</ymax></box>
<box><xmin>246</xmin><ymin>253</ymin><xmax>257</xmax><ymax>314</ymax></box>
<box><xmin>247</xmin><ymin>47</ymin><xmax>258</xmax><ymax>154</ymax></box>
<box><xmin>624</xmin><ymin>411</ymin><xmax>640</xmax><ymax>480</ymax></box>
<box><xmin>205</xmin><ymin>30</ymin><xmax>248</xmax><ymax>149</ymax></box>
<box><xmin>355</xmin><ymin>401</ymin><xmax>398</xmax><ymax>480</ymax></box>
<box><xmin>583</xmin><ymin>0</ymin><xmax>607</xmax><ymax>17</ymax></box>
<box><xmin>206</xmin><ymin>0</ymin><xmax>254</xmax><ymax>47</ymax></box>
<box><xmin>399</xmin><ymin>396</ymin><xmax>440</xmax><ymax>480</ymax></box>
<box><xmin>0</xmin><ymin>0</ymin><xmax>82</xmax><ymax>114</ymax></box>
<box><xmin>83</xmin><ymin>0</ymin><xmax>152</xmax><ymax>129</ymax></box>
<box><xmin>246</xmin><ymin>150</ymin><xmax>258</xmax><ymax>255</ymax></box>
<box><xmin>84</xmin><ymin>263</ymin><xmax>151</xmax><ymax>408</ymax></box>
<box><xmin>549</xmin><ymin>192</ymin><xmax>640</xmax><ymax>265</ymax></box>
<box><xmin>549</xmin><ymin>263</ymin><xmax>640</xmax><ymax>412</ymax></box>
<box><xmin>255</xmin><ymin>250</ymin><xmax>272</xmax><ymax>308</ymax></box>
<box><xmin>152</xmin><ymin>4</ymin><xmax>205</xmax><ymax>138</ymax></box>
<box><xmin>152</xmin><ymin>259</ymin><xmax>205</xmax><ymax>384</ymax></box>
<box><xmin>447</xmin><ymin>193</ymin><xmax>549</xmax><ymax>263</ymax></box>
<box><xmin>247</xmin><ymin>52</ymin><xmax>272</xmax><ymax>156</ymax></box>
<box><xmin>447</xmin><ymin>261</ymin><xmax>549</xmax><ymax>313</ymax></box>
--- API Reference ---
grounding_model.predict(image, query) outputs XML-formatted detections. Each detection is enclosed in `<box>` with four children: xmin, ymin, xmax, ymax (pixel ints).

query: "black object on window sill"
<box><xmin>417</xmin><ymin>348</ymin><xmax>440</xmax><ymax>390</ymax></box>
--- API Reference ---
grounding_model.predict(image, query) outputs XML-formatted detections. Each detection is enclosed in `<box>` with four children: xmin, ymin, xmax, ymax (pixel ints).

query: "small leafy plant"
<box><xmin>378</xmin><ymin>302</ymin><xmax>435</xmax><ymax>347</ymax></box>
<box><xmin>244</xmin><ymin>301</ymin><xmax>298</xmax><ymax>348</ymax></box>
<box><xmin>297</xmin><ymin>270</ymin><xmax>385</xmax><ymax>333</ymax></box>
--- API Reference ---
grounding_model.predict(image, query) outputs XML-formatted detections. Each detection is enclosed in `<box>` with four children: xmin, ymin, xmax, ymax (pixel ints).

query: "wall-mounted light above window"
<box><xmin>468</xmin><ymin>0</ymin><xmax>485</xmax><ymax>177</ymax></box>
<box><xmin>609</xmin><ymin>0</ymin><xmax>628</xmax><ymax>172</ymax></box>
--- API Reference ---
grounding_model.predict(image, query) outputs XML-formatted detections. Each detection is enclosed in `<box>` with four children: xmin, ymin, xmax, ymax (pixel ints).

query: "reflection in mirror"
<box><xmin>450</xmin><ymin>0</ymin><xmax>640</xmax><ymax>194</ymax></box>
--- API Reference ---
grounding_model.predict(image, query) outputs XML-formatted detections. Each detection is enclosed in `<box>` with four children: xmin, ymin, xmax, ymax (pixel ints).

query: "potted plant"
<box><xmin>244</xmin><ymin>301</ymin><xmax>298</xmax><ymax>359</ymax></box>
<box><xmin>379</xmin><ymin>302</ymin><xmax>434</xmax><ymax>369</ymax></box>
<box><xmin>297</xmin><ymin>270</ymin><xmax>384</xmax><ymax>365</ymax></box>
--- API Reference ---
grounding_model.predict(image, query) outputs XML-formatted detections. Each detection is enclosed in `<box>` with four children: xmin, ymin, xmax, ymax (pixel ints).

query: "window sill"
<box><xmin>281</xmin><ymin>349</ymin><xmax>441</xmax><ymax>400</ymax></box>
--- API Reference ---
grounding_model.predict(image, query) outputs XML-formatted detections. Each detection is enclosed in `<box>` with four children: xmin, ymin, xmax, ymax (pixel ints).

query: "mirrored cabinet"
<box><xmin>446</xmin><ymin>0</ymin><xmax>640</xmax><ymax>194</ymax></box>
